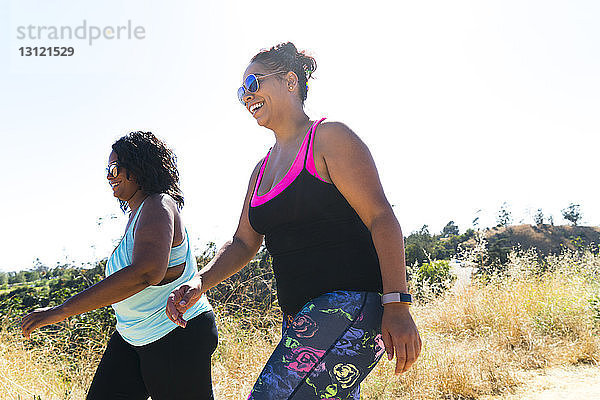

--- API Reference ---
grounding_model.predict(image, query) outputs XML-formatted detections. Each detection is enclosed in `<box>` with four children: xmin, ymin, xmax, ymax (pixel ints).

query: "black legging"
<box><xmin>86</xmin><ymin>310</ymin><xmax>218</xmax><ymax>400</ymax></box>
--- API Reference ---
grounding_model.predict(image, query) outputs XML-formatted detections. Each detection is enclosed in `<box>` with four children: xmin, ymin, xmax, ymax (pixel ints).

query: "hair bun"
<box><xmin>298</xmin><ymin>52</ymin><xmax>317</xmax><ymax>80</ymax></box>
<box><xmin>276</xmin><ymin>42</ymin><xmax>299</xmax><ymax>56</ymax></box>
<box><xmin>251</xmin><ymin>42</ymin><xmax>317</xmax><ymax>104</ymax></box>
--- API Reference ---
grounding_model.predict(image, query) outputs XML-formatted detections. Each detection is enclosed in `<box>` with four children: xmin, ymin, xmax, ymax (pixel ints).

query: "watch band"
<box><xmin>381</xmin><ymin>292</ymin><xmax>412</xmax><ymax>305</ymax></box>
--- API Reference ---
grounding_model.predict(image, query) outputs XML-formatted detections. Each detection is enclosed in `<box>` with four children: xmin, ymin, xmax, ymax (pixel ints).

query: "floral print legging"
<box><xmin>248</xmin><ymin>291</ymin><xmax>385</xmax><ymax>400</ymax></box>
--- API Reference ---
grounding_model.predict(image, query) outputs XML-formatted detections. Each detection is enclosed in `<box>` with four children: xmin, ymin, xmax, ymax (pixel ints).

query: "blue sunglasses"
<box><xmin>237</xmin><ymin>71</ymin><xmax>286</xmax><ymax>105</ymax></box>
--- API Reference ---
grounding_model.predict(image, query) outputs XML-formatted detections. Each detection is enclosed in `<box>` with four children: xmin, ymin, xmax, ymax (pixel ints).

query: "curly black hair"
<box><xmin>251</xmin><ymin>42</ymin><xmax>317</xmax><ymax>104</ymax></box>
<box><xmin>112</xmin><ymin>131</ymin><xmax>184</xmax><ymax>212</ymax></box>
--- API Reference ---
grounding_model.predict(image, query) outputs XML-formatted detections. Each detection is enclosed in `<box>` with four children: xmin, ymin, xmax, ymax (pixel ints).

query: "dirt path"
<box><xmin>482</xmin><ymin>365</ymin><xmax>600</xmax><ymax>400</ymax></box>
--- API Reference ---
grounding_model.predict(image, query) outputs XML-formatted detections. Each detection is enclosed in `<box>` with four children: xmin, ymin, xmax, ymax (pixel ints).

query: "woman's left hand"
<box><xmin>21</xmin><ymin>306</ymin><xmax>67</xmax><ymax>339</ymax></box>
<box><xmin>381</xmin><ymin>303</ymin><xmax>421</xmax><ymax>375</ymax></box>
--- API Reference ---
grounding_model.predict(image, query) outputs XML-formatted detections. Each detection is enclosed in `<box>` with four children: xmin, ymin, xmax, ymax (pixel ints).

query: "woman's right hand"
<box><xmin>21</xmin><ymin>306</ymin><xmax>68</xmax><ymax>339</ymax></box>
<box><xmin>166</xmin><ymin>276</ymin><xmax>203</xmax><ymax>328</ymax></box>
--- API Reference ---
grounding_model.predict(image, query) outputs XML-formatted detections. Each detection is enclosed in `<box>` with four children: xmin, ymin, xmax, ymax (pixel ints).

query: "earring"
<box><xmin>289</xmin><ymin>86</ymin><xmax>293</xmax><ymax>90</ymax></box>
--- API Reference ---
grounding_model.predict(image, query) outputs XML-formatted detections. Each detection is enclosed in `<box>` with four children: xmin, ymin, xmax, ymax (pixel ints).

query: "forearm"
<box><xmin>60</xmin><ymin>267</ymin><xmax>154</xmax><ymax>318</ymax></box>
<box><xmin>196</xmin><ymin>236</ymin><xmax>260</xmax><ymax>292</ymax></box>
<box><xmin>369</xmin><ymin>209</ymin><xmax>408</xmax><ymax>294</ymax></box>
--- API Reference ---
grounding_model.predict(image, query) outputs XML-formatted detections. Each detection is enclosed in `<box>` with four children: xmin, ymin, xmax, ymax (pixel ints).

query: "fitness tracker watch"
<box><xmin>381</xmin><ymin>292</ymin><xmax>412</xmax><ymax>305</ymax></box>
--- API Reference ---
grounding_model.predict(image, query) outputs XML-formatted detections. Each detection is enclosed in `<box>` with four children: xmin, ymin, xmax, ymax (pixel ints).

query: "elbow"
<box><xmin>232</xmin><ymin>235</ymin><xmax>262</xmax><ymax>258</ymax></box>
<box><xmin>144</xmin><ymin>275</ymin><xmax>164</xmax><ymax>287</ymax></box>
<box><xmin>368</xmin><ymin>208</ymin><xmax>400</xmax><ymax>230</ymax></box>
<box><xmin>138</xmin><ymin>267</ymin><xmax>166</xmax><ymax>287</ymax></box>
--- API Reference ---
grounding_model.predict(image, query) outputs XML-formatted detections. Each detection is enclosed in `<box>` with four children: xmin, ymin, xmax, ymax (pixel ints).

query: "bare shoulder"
<box><xmin>241</xmin><ymin>157</ymin><xmax>264</xmax><ymax>197</ymax></box>
<box><xmin>318</xmin><ymin>121</ymin><xmax>354</xmax><ymax>137</ymax></box>
<box><xmin>141</xmin><ymin>193</ymin><xmax>177</xmax><ymax>217</ymax></box>
<box><xmin>316</xmin><ymin>121</ymin><xmax>370</xmax><ymax>154</ymax></box>
<box><xmin>253</xmin><ymin>157</ymin><xmax>265</xmax><ymax>173</ymax></box>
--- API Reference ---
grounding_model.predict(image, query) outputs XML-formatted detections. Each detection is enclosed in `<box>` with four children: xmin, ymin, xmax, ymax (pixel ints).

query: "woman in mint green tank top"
<box><xmin>21</xmin><ymin>132</ymin><xmax>217</xmax><ymax>400</ymax></box>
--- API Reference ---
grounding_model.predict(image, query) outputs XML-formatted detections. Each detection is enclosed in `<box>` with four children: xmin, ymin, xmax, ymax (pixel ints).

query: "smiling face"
<box><xmin>107</xmin><ymin>150</ymin><xmax>139</xmax><ymax>201</ymax></box>
<box><xmin>240</xmin><ymin>62</ymin><xmax>295</xmax><ymax>129</ymax></box>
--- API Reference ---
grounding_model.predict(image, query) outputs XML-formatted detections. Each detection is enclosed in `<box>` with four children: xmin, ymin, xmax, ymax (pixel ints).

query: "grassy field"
<box><xmin>1</xmin><ymin>249</ymin><xmax>598</xmax><ymax>399</ymax></box>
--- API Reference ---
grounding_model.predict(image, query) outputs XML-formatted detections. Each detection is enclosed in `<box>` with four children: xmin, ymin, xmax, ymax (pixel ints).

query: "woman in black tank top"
<box><xmin>167</xmin><ymin>42</ymin><xmax>421</xmax><ymax>399</ymax></box>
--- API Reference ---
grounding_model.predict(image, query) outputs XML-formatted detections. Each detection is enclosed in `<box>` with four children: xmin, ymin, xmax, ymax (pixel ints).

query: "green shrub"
<box><xmin>408</xmin><ymin>260</ymin><xmax>456</xmax><ymax>302</ymax></box>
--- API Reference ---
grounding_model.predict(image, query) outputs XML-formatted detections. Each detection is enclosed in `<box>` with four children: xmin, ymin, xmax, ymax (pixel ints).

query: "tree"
<box><xmin>404</xmin><ymin>225</ymin><xmax>435</xmax><ymax>266</ymax></box>
<box><xmin>561</xmin><ymin>203</ymin><xmax>582</xmax><ymax>226</ymax></box>
<box><xmin>534</xmin><ymin>209</ymin><xmax>544</xmax><ymax>225</ymax></box>
<box><xmin>441</xmin><ymin>221</ymin><xmax>459</xmax><ymax>237</ymax></box>
<box><xmin>496</xmin><ymin>202</ymin><xmax>512</xmax><ymax>227</ymax></box>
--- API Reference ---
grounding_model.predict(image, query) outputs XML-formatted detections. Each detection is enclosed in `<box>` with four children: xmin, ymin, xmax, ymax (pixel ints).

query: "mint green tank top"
<box><xmin>105</xmin><ymin>200</ymin><xmax>212</xmax><ymax>346</ymax></box>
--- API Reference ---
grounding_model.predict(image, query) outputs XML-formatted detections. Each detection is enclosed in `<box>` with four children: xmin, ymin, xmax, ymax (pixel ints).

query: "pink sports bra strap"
<box><xmin>305</xmin><ymin>118</ymin><xmax>328</xmax><ymax>181</ymax></box>
<box><xmin>251</xmin><ymin>118</ymin><xmax>328</xmax><ymax>207</ymax></box>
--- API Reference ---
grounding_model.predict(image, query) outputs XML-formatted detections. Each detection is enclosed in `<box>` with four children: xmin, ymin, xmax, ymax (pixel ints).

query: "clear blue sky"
<box><xmin>1</xmin><ymin>0</ymin><xmax>598</xmax><ymax>271</ymax></box>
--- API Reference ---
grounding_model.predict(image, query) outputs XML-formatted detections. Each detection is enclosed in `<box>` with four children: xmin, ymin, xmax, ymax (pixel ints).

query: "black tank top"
<box><xmin>248</xmin><ymin>119</ymin><xmax>383</xmax><ymax>315</ymax></box>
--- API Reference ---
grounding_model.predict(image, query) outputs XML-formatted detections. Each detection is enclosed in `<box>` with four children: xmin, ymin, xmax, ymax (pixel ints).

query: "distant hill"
<box><xmin>471</xmin><ymin>224</ymin><xmax>600</xmax><ymax>264</ymax></box>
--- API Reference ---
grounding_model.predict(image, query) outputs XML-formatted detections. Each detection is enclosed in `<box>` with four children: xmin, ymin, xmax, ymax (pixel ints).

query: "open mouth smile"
<box><xmin>249</xmin><ymin>102</ymin><xmax>264</xmax><ymax>115</ymax></box>
<box><xmin>109</xmin><ymin>181</ymin><xmax>121</xmax><ymax>189</ymax></box>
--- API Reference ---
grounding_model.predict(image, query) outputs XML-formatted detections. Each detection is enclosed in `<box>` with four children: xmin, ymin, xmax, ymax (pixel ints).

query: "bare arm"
<box><xmin>166</xmin><ymin>161</ymin><xmax>265</xmax><ymax>326</ymax></box>
<box><xmin>317</xmin><ymin>123</ymin><xmax>407</xmax><ymax>294</ymax></box>
<box><xmin>316</xmin><ymin>122</ymin><xmax>421</xmax><ymax>374</ymax></box>
<box><xmin>21</xmin><ymin>194</ymin><xmax>176</xmax><ymax>337</ymax></box>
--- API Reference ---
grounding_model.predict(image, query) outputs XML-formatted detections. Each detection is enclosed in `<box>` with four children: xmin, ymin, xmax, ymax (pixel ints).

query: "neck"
<box><xmin>127</xmin><ymin>189</ymin><xmax>147</xmax><ymax>213</ymax></box>
<box><xmin>270</xmin><ymin>109</ymin><xmax>311</xmax><ymax>145</ymax></box>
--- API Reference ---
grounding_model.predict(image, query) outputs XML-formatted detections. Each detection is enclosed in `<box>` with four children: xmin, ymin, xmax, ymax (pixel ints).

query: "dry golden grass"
<box><xmin>357</xmin><ymin>250</ymin><xmax>599</xmax><ymax>400</ymax></box>
<box><xmin>0</xmin><ymin>327</ymin><xmax>102</xmax><ymax>400</ymax></box>
<box><xmin>210</xmin><ymin>310</ymin><xmax>282</xmax><ymax>399</ymax></box>
<box><xmin>1</xmin><ymin>250</ymin><xmax>598</xmax><ymax>399</ymax></box>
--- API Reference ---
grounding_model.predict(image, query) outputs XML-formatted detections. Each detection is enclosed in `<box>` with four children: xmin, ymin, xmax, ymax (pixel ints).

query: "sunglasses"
<box><xmin>106</xmin><ymin>162</ymin><xmax>120</xmax><ymax>178</ymax></box>
<box><xmin>237</xmin><ymin>71</ymin><xmax>286</xmax><ymax>105</ymax></box>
